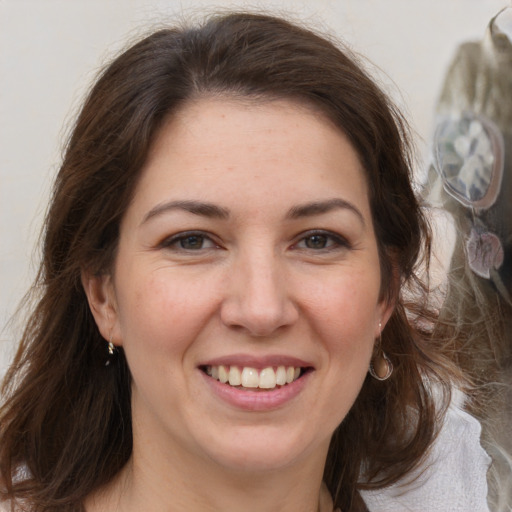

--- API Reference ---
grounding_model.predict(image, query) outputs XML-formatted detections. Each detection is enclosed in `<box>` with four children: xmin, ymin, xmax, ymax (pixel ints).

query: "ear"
<box><xmin>375</xmin><ymin>258</ymin><xmax>400</xmax><ymax>338</ymax></box>
<box><xmin>81</xmin><ymin>270</ymin><xmax>121</xmax><ymax>345</ymax></box>
<box><xmin>375</xmin><ymin>296</ymin><xmax>395</xmax><ymax>338</ymax></box>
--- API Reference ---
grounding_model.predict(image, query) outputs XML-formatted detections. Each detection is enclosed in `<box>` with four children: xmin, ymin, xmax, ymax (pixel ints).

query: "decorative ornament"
<box><xmin>369</xmin><ymin>352</ymin><xmax>393</xmax><ymax>381</ymax></box>
<box><xmin>369</xmin><ymin>322</ymin><xmax>393</xmax><ymax>381</ymax></box>
<box><xmin>433</xmin><ymin>113</ymin><xmax>504</xmax><ymax>209</ymax></box>
<box><xmin>466</xmin><ymin>228</ymin><xmax>504</xmax><ymax>279</ymax></box>
<box><xmin>105</xmin><ymin>336</ymin><xmax>117</xmax><ymax>366</ymax></box>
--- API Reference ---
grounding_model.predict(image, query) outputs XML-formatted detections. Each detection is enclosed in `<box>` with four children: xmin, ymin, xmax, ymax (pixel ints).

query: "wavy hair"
<box><xmin>0</xmin><ymin>12</ymin><xmax>459</xmax><ymax>511</ymax></box>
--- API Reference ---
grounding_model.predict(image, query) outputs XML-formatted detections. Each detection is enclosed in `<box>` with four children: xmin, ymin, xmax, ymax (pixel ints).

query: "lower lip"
<box><xmin>200</xmin><ymin>370</ymin><xmax>311</xmax><ymax>411</ymax></box>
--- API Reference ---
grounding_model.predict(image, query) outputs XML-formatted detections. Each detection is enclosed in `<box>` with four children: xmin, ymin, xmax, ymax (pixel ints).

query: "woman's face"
<box><xmin>91</xmin><ymin>98</ymin><xmax>393</xmax><ymax>474</ymax></box>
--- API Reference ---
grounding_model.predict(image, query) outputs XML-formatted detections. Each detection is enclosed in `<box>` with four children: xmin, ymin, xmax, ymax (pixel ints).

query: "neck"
<box><xmin>86</xmin><ymin>434</ymin><xmax>330</xmax><ymax>512</ymax></box>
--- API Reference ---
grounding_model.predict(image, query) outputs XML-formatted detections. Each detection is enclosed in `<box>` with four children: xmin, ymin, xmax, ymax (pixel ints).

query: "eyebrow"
<box><xmin>141</xmin><ymin>197</ymin><xmax>365</xmax><ymax>226</ymax></box>
<box><xmin>141</xmin><ymin>200</ymin><xmax>230</xmax><ymax>225</ymax></box>
<box><xmin>286</xmin><ymin>198</ymin><xmax>365</xmax><ymax>226</ymax></box>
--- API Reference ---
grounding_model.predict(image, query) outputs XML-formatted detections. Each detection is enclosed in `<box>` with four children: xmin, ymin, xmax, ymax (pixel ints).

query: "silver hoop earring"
<box><xmin>369</xmin><ymin>352</ymin><xmax>393</xmax><ymax>381</ymax></box>
<box><xmin>369</xmin><ymin>321</ymin><xmax>393</xmax><ymax>381</ymax></box>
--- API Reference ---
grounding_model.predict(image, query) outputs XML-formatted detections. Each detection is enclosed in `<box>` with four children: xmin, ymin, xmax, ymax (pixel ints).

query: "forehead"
<box><xmin>131</xmin><ymin>97</ymin><xmax>370</xmax><ymax>220</ymax></box>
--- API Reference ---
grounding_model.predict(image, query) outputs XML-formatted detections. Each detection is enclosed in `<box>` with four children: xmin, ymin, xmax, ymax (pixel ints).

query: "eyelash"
<box><xmin>159</xmin><ymin>229</ymin><xmax>350</xmax><ymax>253</ymax></box>
<box><xmin>292</xmin><ymin>230</ymin><xmax>351</xmax><ymax>252</ymax></box>
<box><xmin>159</xmin><ymin>231</ymin><xmax>220</xmax><ymax>251</ymax></box>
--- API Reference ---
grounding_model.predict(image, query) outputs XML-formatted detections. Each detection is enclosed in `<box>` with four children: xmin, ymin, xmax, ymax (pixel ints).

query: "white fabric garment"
<box><xmin>361</xmin><ymin>395</ymin><xmax>491</xmax><ymax>512</ymax></box>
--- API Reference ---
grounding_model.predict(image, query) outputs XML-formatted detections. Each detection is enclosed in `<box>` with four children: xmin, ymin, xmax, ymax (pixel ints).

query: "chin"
<box><xmin>199</xmin><ymin>425</ymin><xmax>328</xmax><ymax>474</ymax></box>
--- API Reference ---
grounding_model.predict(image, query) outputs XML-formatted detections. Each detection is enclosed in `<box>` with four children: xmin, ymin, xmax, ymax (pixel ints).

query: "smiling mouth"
<box><xmin>200</xmin><ymin>365</ymin><xmax>310</xmax><ymax>391</ymax></box>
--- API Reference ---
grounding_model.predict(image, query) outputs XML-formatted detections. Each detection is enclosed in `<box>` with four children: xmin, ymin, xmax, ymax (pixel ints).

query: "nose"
<box><xmin>220</xmin><ymin>249</ymin><xmax>299</xmax><ymax>337</ymax></box>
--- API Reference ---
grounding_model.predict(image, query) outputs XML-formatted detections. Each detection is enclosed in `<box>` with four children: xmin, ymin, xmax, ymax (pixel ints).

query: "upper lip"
<box><xmin>199</xmin><ymin>354</ymin><xmax>314</xmax><ymax>370</ymax></box>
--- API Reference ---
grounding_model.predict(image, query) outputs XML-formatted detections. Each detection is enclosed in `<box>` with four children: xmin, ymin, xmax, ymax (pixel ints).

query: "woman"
<box><xmin>0</xmin><ymin>12</ymin><xmax>490</xmax><ymax>512</ymax></box>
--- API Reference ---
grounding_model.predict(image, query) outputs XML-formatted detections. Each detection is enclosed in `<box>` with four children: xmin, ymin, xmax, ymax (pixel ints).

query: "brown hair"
<box><xmin>0</xmin><ymin>12</ymin><xmax>457</xmax><ymax>511</ymax></box>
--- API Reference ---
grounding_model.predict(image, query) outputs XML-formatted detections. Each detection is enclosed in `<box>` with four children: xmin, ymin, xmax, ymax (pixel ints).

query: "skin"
<box><xmin>83</xmin><ymin>97</ymin><xmax>394</xmax><ymax>512</ymax></box>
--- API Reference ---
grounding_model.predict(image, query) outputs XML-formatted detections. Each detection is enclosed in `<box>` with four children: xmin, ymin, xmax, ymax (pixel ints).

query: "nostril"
<box><xmin>220</xmin><ymin>295</ymin><xmax>299</xmax><ymax>337</ymax></box>
<box><xmin>219</xmin><ymin>260</ymin><xmax>300</xmax><ymax>336</ymax></box>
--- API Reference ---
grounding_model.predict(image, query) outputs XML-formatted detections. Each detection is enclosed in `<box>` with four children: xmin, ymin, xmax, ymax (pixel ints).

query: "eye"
<box><xmin>161</xmin><ymin>231</ymin><xmax>218</xmax><ymax>251</ymax></box>
<box><xmin>303</xmin><ymin>234</ymin><xmax>330</xmax><ymax>249</ymax></box>
<box><xmin>293</xmin><ymin>230</ymin><xmax>350</xmax><ymax>251</ymax></box>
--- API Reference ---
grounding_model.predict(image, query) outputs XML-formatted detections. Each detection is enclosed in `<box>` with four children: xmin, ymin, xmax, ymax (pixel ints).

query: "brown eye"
<box><xmin>304</xmin><ymin>234</ymin><xmax>328</xmax><ymax>249</ymax></box>
<box><xmin>161</xmin><ymin>232</ymin><xmax>218</xmax><ymax>251</ymax></box>
<box><xmin>294</xmin><ymin>230</ymin><xmax>350</xmax><ymax>252</ymax></box>
<box><xmin>179</xmin><ymin>235</ymin><xmax>206</xmax><ymax>250</ymax></box>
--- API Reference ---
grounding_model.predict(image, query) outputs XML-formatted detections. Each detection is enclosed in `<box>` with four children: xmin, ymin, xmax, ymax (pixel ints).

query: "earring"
<box><xmin>369</xmin><ymin>322</ymin><xmax>393</xmax><ymax>381</ymax></box>
<box><xmin>369</xmin><ymin>352</ymin><xmax>393</xmax><ymax>381</ymax></box>
<box><xmin>105</xmin><ymin>335</ymin><xmax>117</xmax><ymax>366</ymax></box>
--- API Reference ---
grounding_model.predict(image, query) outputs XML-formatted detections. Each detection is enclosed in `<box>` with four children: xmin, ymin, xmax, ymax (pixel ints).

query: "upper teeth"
<box><xmin>205</xmin><ymin>365</ymin><xmax>301</xmax><ymax>389</ymax></box>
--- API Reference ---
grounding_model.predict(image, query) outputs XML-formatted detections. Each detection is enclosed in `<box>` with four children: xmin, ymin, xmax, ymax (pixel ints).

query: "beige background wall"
<box><xmin>0</xmin><ymin>0</ymin><xmax>508</xmax><ymax>372</ymax></box>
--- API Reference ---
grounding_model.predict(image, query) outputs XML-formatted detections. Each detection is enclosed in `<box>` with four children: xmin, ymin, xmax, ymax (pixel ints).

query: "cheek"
<box><xmin>303</xmin><ymin>268</ymin><xmax>380</xmax><ymax>366</ymax></box>
<box><xmin>306</xmin><ymin>268</ymin><xmax>380</xmax><ymax>330</ymax></box>
<box><xmin>114</xmin><ymin>268</ymin><xmax>218</xmax><ymax>354</ymax></box>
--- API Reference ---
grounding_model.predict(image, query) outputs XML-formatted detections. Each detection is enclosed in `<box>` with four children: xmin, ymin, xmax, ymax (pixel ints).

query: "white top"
<box><xmin>361</xmin><ymin>396</ymin><xmax>491</xmax><ymax>511</ymax></box>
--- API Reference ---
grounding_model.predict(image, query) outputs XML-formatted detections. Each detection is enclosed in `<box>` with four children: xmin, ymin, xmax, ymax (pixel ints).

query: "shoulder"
<box><xmin>361</xmin><ymin>393</ymin><xmax>491</xmax><ymax>512</ymax></box>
